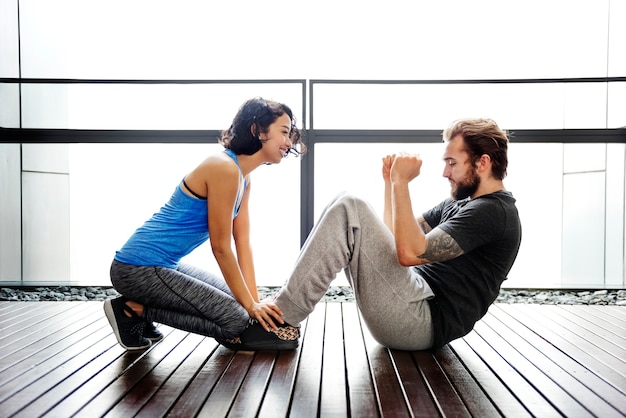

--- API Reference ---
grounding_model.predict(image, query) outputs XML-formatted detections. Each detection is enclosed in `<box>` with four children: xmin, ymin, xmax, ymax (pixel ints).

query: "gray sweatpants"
<box><xmin>275</xmin><ymin>193</ymin><xmax>435</xmax><ymax>350</ymax></box>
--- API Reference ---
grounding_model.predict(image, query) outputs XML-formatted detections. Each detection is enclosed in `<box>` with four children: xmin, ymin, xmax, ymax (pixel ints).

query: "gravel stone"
<box><xmin>496</xmin><ymin>289</ymin><xmax>625</xmax><ymax>305</ymax></box>
<box><xmin>1</xmin><ymin>286</ymin><xmax>624</xmax><ymax>305</ymax></box>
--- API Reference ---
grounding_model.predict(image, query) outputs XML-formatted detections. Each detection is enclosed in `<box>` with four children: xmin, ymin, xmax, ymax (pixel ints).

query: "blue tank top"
<box><xmin>114</xmin><ymin>150</ymin><xmax>248</xmax><ymax>268</ymax></box>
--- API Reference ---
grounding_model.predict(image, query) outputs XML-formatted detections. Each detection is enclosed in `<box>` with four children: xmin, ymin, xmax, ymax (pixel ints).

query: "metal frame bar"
<box><xmin>1</xmin><ymin>77</ymin><xmax>625</xmax><ymax>245</ymax></box>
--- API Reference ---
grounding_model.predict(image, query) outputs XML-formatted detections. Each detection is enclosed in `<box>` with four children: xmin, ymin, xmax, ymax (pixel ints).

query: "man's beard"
<box><xmin>451</xmin><ymin>168</ymin><xmax>480</xmax><ymax>200</ymax></box>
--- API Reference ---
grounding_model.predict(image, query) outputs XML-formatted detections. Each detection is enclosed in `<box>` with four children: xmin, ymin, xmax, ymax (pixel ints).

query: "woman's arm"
<box><xmin>232</xmin><ymin>178</ymin><xmax>260</xmax><ymax>302</ymax></box>
<box><xmin>206</xmin><ymin>160</ymin><xmax>257</xmax><ymax>313</ymax></box>
<box><xmin>206</xmin><ymin>163</ymin><xmax>283</xmax><ymax>330</ymax></box>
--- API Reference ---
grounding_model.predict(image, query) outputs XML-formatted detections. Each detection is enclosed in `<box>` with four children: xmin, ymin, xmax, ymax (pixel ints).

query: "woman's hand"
<box><xmin>246</xmin><ymin>300</ymin><xmax>285</xmax><ymax>331</ymax></box>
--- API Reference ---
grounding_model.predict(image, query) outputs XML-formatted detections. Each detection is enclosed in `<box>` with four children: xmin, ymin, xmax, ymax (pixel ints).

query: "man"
<box><xmin>218</xmin><ymin>118</ymin><xmax>522</xmax><ymax>351</ymax></box>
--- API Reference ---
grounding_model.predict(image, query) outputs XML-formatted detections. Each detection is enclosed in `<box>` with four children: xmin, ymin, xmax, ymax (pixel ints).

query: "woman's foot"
<box><xmin>217</xmin><ymin>320</ymin><xmax>300</xmax><ymax>351</ymax></box>
<box><xmin>143</xmin><ymin>321</ymin><xmax>164</xmax><ymax>342</ymax></box>
<box><xmin>120</xmin><ymin>299</ymin><xmax>163</xmax><ymax>341</ymax></box>
<box><xmin>103</xmin><ymin>296</ymin><xmax>151</xmax><ymax>350</ymax></box>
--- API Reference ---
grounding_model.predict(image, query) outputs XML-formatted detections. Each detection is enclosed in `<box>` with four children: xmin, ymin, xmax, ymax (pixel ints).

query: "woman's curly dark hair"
<box><xmin>219</xmin><ymin>97</ymin><xmax>306</xmax><ymax>156</ymax></box>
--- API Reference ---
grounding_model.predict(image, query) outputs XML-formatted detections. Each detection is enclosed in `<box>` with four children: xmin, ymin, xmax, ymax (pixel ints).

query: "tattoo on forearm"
<box><xmin>420</xmin><ymin>229</ymin><xmax>464</xmax><ymax>263</ymax></box>
<box><xmin>419</xmin><ymin>219</ymin><xmax>432</xmax><ymax>233</ymax></box>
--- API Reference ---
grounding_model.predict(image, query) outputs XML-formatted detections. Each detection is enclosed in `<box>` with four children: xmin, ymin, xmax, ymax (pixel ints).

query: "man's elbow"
<box><xmin>396</xmin><ymin>247</ymin><xmax>427</xmax><ymax>266</ymax></box>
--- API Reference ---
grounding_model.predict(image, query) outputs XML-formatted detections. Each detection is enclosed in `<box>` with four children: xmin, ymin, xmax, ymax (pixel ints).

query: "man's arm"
<box><xmin>415</xmin><ymin>227</ymin><xmax>464</xmax><ymax>265</ymax></box>
<box><xmin>395</xmin><ymin>211</ymin><xmax>464</xmax><ymax>266</ymax></box>
<box><xmin>417</xmin><ymin>215</ymin><xmax>432</xmax><ymax>234</ymax></box>
<box><xmin>382</xmin><ymin>155</ymin><xmax>395</xmax><ymax>232</ymax></box>
<box><xmin>390</xmin><ymin>153</ymin><xmax>464</xmax><ymax>266</ymax></box>
<box><xmin>389</xmin><ymin>154</ymin><xmax>429</xmax><ymax>265</ymax></box>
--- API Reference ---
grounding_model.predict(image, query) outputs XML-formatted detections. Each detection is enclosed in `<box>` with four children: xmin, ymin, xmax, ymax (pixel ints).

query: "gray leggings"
<box><xmin>110</xmin><ymin>260</ymin><xmax>249</xmax><ymax>339</ymax></box>
<box><xmin>275</xmin><ymin>192</ymin><xmax>435</xmax><ymax>350</ymax></box>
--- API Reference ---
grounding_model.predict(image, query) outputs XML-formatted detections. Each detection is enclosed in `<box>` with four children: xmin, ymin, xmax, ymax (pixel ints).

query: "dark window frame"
<box><xmin>1</xmin><ymin>77</ymin><xmax>625</xmax><ymax>244</ymax></box>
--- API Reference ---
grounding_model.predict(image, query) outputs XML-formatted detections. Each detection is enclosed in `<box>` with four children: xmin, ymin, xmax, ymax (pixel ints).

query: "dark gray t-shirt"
<box><xmin>417</xmin><ymin>190</ymin><xmax>522</xmax><ymax>349</ymax></box>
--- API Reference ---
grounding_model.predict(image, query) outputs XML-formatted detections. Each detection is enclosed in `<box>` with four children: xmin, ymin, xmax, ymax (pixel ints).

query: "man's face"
<box><xmin>442</xmin><ymin>135</ymin><xmax>480</xmax><ymax>200</ymax></box>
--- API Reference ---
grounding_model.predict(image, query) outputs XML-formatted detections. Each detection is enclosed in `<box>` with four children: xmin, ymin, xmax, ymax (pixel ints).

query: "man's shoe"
<box><xmin>103</xmin><ymin>297</ymin><xmax>151</xmax><ymax>350</ymax></box>
<box><xmin>217</xmin><ymin>320</ymin><xmax>300</xmax><ymax>351</ymax></box>
<box><xmin>143</xmin><ymin>321</ymin><xmax>164</xmax><ymax>342</ymax></box>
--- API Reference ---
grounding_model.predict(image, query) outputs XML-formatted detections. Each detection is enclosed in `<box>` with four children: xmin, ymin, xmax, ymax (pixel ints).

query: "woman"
<box><xmin>104</xmin><ymin>97</ymin><xmax>305</xmax><ymax>350</ymax></box>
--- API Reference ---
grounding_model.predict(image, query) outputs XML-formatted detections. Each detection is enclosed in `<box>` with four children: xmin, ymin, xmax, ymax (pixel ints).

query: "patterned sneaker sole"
<box><xmin>216</xmin><ymin>338</ymin><xmax>298</xmax><ymax>351</ymax></box>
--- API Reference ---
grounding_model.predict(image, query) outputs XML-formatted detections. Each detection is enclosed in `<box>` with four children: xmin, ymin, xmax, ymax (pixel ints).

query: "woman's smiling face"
<box><xmin>259</xmin><ymin>113</ymin><xmax>293</xmax><ymax>164</ymax></box>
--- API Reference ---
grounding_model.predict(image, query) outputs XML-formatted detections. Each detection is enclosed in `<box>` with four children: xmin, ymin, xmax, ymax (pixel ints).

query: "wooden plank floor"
<box><xmin>0</xmin><ymin>301</ymin><xmax>624</xmax><ymax>417</ymax></box>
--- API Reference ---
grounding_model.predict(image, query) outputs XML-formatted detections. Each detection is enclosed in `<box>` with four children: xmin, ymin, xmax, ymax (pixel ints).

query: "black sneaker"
<box><xmin>217</xmin><ymin>320</ymin><xmax>300</xmax><ymax>351</ymax></box>
<box><xmin>103</xmin><ymin>297</ymin><xmax>151</xmax><ymax>350</ymax></box>
<box><xmin>143</xmin><ymin>321</ymin><xmax>164</xmax><ymax>342</ymax></box>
